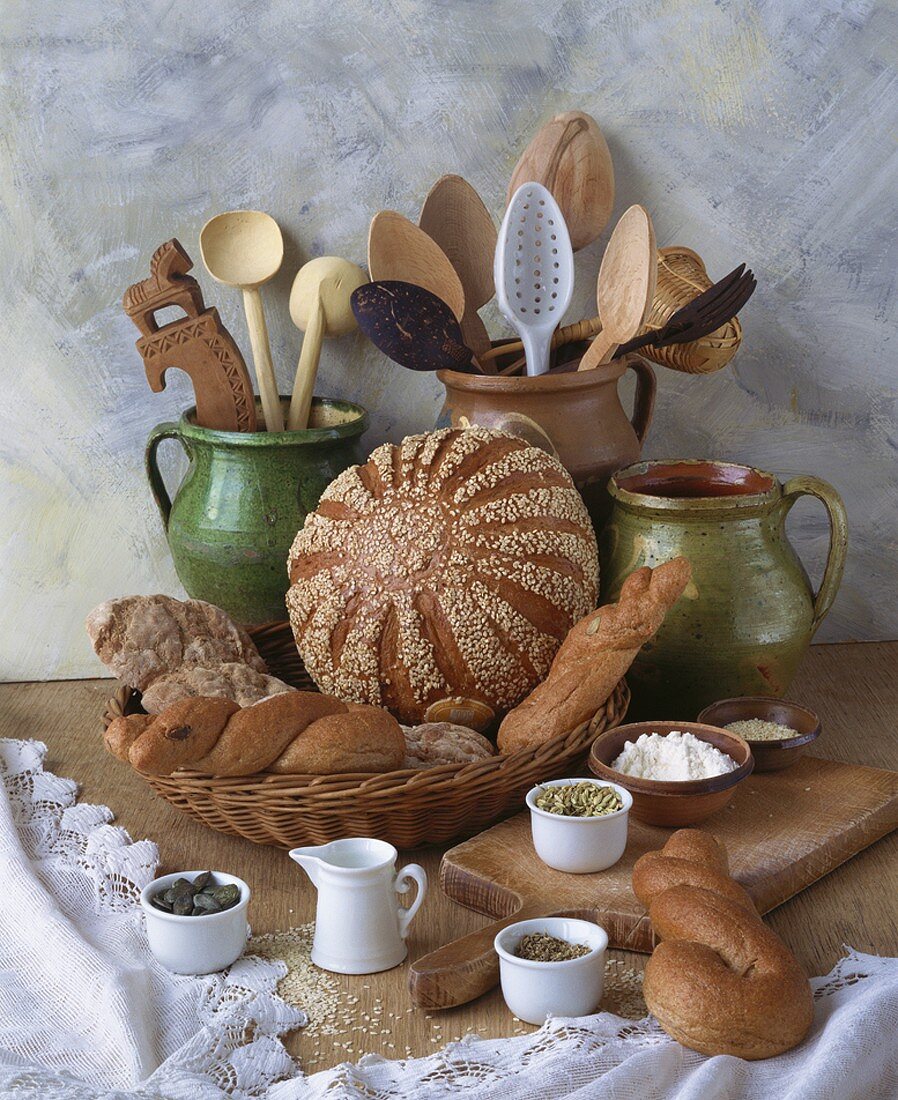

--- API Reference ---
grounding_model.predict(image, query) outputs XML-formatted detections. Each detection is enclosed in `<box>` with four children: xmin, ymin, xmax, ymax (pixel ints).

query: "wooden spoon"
<box><xmin>351</xmin><ymin>280</ymin><xmax>477</xmax><ymax>374</ymax></box>
<box><xmin>368</xmin><ymin>210</ymin><xmax>465</xmax><ymax>322</ymax></box>
<box><xmin>578</xmin><ymin>205</ymin><xmax>656</xmax><ymax>371</ymax></box>
<box><xmin>200</xmin><ymin>210</ymin><xmax>285</xmax><ymax>431</ymax></box>
<box><xmin>419</xmin><ymin>175</ymin><xmax>496</xmax><ymax>362</ymax></box>
<box><xmin>508</xmin><ymin>110</ymin><xmax>614</xmax><ymax>252</ymax></box>
<box><xmin>286</xmin><ymin>257</ymin><xmax>367</xmax><ymax>431</ymax></box>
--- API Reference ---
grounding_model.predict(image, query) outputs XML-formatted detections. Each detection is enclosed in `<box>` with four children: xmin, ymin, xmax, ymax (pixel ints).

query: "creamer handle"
<box><xmin>395</xmin><ymin>864</ymin><xmax>427</xmax><ymax>939</ymax></box>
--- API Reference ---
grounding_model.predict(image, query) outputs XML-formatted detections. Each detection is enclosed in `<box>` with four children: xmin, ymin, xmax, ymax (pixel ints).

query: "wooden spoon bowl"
<box><xmin>200</xmin><ymin>210</ymin><xmax>285</xmax><ymax>431</ymax></box>
<box><xmin>507</xmin><ymin>110</ymin><xmax>615</xmax><ymax>252</ymax></box>
<box><xmin>420</xmin><ymin>175</ymin><xmax>496</xmax><ymax>361</ymax></box>
<box><xmin>199</xmin><ymin>210</ymin><xmax>284</xmax><ymax>288</ymax></box>
<box><xmin>287</xmin><ymin>256</ymin><xmax>367</xmax><ymax>430</ymax></box>
<box><xmin>578</xmin><ymin>205</ymin><xmax>656</xmax><ymax>370</ymax></box>
<box><xmin>368</xmin><ymin>210</ymin><xmax>465</xmax><ymax>322</ymax></box>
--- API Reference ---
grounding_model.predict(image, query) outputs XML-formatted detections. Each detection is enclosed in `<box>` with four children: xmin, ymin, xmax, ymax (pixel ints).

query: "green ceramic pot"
<box><xmin>146</xmin><ymin>397</ymin><xmax>368</xmax><ymax>624</ymax></box>
<box><xmin>601</xmin><ymin>459</ymin><xmax>848</xmax><ymax>720</ymax></box>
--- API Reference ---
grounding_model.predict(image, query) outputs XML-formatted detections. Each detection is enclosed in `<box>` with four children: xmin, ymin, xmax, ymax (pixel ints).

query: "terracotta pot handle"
<box><xmin>145</xmin><ymin>421</ymin><xmax>187</xmax><ymax>531</ymax></box>
<box><xmin>781</xmin><ymin>475</ymin><xmax>848</xmax><ymax>634</ymax></box>
<box><xmin>626</xmin><ymin>357</ymin><xmax>656</xmax><ymax>444</ymax></box>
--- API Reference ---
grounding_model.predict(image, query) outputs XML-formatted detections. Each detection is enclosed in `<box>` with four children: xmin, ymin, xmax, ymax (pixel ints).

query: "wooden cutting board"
<box><xmin>409</xmin><ymin>755</ymin><xmax>898</xmax><ymax>1009</ymax></box>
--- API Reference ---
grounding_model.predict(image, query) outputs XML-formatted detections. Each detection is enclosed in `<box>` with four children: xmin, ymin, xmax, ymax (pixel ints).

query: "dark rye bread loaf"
<box><xmin>286</xmin><ymin>427</ymin><xmax>599</xmax><ymax>724</ymax></box>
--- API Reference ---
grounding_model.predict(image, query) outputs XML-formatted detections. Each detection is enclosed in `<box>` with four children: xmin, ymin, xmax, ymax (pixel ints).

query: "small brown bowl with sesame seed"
<box><xmin>698</xmin><ymin>697</ymin><xmax>821</xmax><ymax>772</ymax></box>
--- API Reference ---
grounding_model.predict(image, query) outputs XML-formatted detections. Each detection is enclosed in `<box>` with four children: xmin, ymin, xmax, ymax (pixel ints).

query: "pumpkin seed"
<box><xmin>213</xmin><ymin>884</ymin><xmax>240</xmax><ymax>907</ymax></box>
<box><xmin>193</xmin><ymin>892</ymin><xmax>222</xmax><ymax>913</ymax></box>
<box><xmin>150</xmin><ymin>873</ymin><xmax>241</xmax><ymax>917</ymax></box>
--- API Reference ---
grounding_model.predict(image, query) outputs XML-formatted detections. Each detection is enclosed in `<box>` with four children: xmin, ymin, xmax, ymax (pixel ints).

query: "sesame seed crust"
<box><xmin>286</xmin><ymin>427</ymin><xmax>599</xmax><ymax>723</ymax></box>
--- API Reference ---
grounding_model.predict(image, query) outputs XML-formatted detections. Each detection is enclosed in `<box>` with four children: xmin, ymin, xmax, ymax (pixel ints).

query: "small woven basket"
<box><xmin>639</xmin><ymin>246</ymin><xmax>743</xmax><ymax>375</ymax></box>
<box><xmin>102</xmin><ymin>622</ymin><xmax>630</xmax><ymax>850</ymax></box>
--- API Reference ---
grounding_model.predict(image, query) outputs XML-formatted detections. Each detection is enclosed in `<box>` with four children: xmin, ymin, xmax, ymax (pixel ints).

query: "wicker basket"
<box><xmin>639</xmin><ymin>246</ymin><xmax>743</xmax><ymax>375</ymax></box>
<box><xmin>102</xmin><ymin>621</ymin><xmax>630</xmax><ymax>849</ymax></box>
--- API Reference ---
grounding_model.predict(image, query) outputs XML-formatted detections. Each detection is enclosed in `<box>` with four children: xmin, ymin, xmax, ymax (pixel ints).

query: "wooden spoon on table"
<box><xmin>507</xmin><ymin>110</ymin><xmax>615</xmax><ymax>252</ymax></box>
<box><xmin>287</xmin><ymin>257</ymin><xmax>367</xmax><ymax>430</ymax></box>
<box><xmin>578</xmin><ymin>205</ymin><xmax>656</xmax><ymax>371</ymax></box>
<box><xmin>200</xmin><ymin>210</ymin><xmax>285</xmax><ymax>431</ymax></box>
<box><xmin>368</xmin><ymin>210</ymin><xmax>465</xmax><ymax>323</ymax></box>
<box><xmin>419</xmin><ymin>175</ymin><xmax>497</xmax><ymax>365</ymax></box>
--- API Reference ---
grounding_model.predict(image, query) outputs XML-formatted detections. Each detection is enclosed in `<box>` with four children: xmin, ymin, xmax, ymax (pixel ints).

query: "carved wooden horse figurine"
<box><xmin>124</xmin><ymin>239</ymin><xmax>257</xmax><ymax>432</ymax></box>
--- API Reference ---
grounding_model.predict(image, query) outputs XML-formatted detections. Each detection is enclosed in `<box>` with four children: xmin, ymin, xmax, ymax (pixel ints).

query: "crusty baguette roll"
<box><xmin>634</xmin><ymin>829</ymin><xmax>814</xmax><ymax>1060</ymax></box>
<box><xmin>286</xmin><ymin>427</ymin><xmax>599</xmax><ymax>725</ymax></box>
<box><xmin>497</xmin><ymin>557</ymin><xmax>691</xmax><ymax>753</ymax></box>
<box><xmin>105</xmin><ymin>691</ymin><xmax>405</xmax><ymax>776</ymax></box>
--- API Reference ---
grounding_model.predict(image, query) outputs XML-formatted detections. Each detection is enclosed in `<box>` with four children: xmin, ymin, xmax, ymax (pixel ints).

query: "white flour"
<box><xmin>611</xmin><ymin>730</ymin><xmax>737</xmax><ymax>781</ymax></box>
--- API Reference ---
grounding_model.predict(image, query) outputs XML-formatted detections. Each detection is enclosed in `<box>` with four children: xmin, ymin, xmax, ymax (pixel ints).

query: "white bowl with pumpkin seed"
<box><xmin>526</xmin><ymin>778</ymin><xmax>632</xmax><ymax>873</ymax></box>
<box><xmin>140</xmin><ymin>870</ymin><xmax>250</xmax><ymax>974</ymax></box>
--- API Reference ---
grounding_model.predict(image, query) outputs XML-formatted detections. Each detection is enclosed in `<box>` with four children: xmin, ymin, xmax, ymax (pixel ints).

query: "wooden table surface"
<box><xmin>2</xmin><ymin>641</ymin><xmax>896</xmax><ymax>1074</ymax></box>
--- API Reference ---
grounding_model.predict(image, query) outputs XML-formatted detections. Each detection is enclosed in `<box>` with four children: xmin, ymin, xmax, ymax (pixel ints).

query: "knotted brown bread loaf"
<box><xmin>104</xmin><ymin>691</ymin><xmax>405</xmax><ymax>776</ymax></box>
<box><xmin>633</xmin><ymin>830</ymin><xmax>814</xmax><ymax>1060</ymax></box>
<box><xmin>286</xmin><ymin>427</ymin><xmax>599</xmax><ymax>724</ymax></box>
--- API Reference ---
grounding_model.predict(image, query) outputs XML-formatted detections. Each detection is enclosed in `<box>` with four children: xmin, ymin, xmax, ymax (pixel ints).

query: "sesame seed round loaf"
<box><xmin>286</xmin><ymin>427</ymin><xmax>599</xmax><ymax>724</ymax></box>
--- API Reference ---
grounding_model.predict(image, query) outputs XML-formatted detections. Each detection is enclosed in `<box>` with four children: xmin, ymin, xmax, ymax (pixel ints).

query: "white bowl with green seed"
<box><xmin>526</xmin><ymin>777</ymin><xmax>632</xmax><ymax>873</ymax></box>
<box><xmin>140</xmin><ymin>870</ymin><xmax>250</xmax><ymax>974</ymax></box>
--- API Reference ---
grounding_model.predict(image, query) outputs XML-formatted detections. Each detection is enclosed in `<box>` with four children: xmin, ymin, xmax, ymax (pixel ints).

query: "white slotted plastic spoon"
<box><xmin>495</xmin><ymin>181</ymin><xmax>574</xmax><ymax>376</ymax></box>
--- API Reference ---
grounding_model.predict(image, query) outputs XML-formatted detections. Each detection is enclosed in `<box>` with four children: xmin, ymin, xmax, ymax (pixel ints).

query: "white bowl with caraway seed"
<box><xmin>526</xmin><ymin>777</ymin><xmax>632</xmax><ymax>873</ymax></box>
<box><xmin>495</xmin><ymin>916</ymin><xmax>608</xmax><ymax>1024</ymax></box>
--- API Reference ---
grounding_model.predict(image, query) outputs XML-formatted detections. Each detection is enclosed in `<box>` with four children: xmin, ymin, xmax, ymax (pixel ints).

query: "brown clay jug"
<box><xmin>601</xmin><ymin>460</ymin><xmax>848</xmax><ymax>719</ymax></box>
<box><xmin>437</xmin><ymin>353</ymin><xmax>656</xmax><ymax>535</ymax></box>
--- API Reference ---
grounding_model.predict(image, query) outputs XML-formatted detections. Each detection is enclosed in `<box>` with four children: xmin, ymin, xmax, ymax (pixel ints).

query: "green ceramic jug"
<box><xmin>601</xmin><ymin>459</ymin><xmax>848</xmax><ymax>720</ymax></box>
<box><xmin>146</xmin><ymin>397</ymin><xmax>368</xmax><ymax>624</ymax></box>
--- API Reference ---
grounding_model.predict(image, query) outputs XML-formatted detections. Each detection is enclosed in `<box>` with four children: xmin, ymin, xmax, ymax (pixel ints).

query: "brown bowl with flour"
<box><xmin>588</xmin><ymin>720</ymin><xmax>754</xmax><ymax>827</ymax></box>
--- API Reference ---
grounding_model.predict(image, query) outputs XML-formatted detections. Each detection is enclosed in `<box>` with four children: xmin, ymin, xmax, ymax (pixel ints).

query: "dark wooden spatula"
<box><xmin>611</xmin><ymin>263</ymin><xmax>756</xmax><ymax>360</ymax></box>
<box><xmin>351</xmin><ymin>280</ymin><xmax>480</xmax><ymax>374</ymax></box>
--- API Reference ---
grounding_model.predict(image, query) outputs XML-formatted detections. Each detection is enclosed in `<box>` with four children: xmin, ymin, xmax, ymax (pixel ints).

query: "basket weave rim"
<box><xmin>105</xmin><ymin>680</ymin><xmax>630</xmax><ymax>794</ymax></box>
<box><xmin>101</xmin><ymin>617</ymin><xmax>630</xmax><ymax>794</ymax></box>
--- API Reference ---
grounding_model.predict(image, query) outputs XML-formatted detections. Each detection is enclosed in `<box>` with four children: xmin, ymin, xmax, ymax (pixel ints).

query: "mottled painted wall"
<box><xmin>1</xmin><ymin>0</ymin><xmax>895</xmax><ymax>680</ymax></box>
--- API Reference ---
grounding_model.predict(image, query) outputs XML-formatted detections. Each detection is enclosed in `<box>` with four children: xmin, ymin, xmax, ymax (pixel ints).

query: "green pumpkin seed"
<box><xmin>193</xmin><ymin>892</ymin><xmax>222</xmax><ymax>913</ymax></box>
<box><xmin>213</xmin><ymin>884</ymin><xmax>240</xmax><ymax>908</ymax></box>
<box><xmin>192</xmin><ymin>871</ymin><xmax>212</xmax><ymax>891</ymax></box>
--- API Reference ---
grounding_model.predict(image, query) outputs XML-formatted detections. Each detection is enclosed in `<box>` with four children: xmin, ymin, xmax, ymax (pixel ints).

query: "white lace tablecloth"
<box><xmin>0</xmin><ymin>736</ymin><xmax>895</xmax><ymax>1100</ymax></box>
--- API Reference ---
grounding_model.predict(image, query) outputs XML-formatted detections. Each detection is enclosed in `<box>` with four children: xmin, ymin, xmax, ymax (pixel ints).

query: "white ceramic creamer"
<box><xmin>289</xmin><ymin>837</ymin><xmax>428</xmax><ymax>974</ymax></box>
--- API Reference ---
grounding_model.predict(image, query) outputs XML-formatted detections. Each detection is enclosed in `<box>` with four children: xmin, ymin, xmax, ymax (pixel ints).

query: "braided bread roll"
<box><xmin>497</xmin><ymin>557</ymin><xmax>691</xmax><ymax>753</ymax></box>
<box><xmin>104</xmin><ymin>691</ymin><xmax>405</xmax><ymax>776</ymax></box>
<box><xmin>633</xmin><ymin>830</ymin><xmax>814</xmax><ymax>1060</ymax></box>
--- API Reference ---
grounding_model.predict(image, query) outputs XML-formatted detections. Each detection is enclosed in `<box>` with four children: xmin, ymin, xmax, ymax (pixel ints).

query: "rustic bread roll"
<box><xmin>400</xmin><ymin>722</ymin><xmax>497</xmax><ymax>769</ymax></box>
<box><xmin>287</xmin><ymin>427</ymin><xmax>599</xmax><ymax>724</ymax></box>
<box><xmin>497</xmin><ymin>558</ymin><xmax>691</xmax><ymax>753</ymax></box>
<box><xmin>106</xmin><ymin>691</ymin><xmax>405</xmax><ymax>776</ymax></box>
<box><xmin>87</xmin><ymin>595</ymin><xmax>266</xmax><ymax>691</ymax></box>
<box><xmin>141</xmin><ymin>663</ymin><xmax>294</xmax><ymax>713</ymax></box>
<box><xmin>633</xmin><ymin>829</ymin><xmax>814</xmax><ymax>1060</ymax></box>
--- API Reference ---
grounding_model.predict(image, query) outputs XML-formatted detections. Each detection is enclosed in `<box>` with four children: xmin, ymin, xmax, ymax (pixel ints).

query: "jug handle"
<box><xmin>781</xmin><ymin>475</ymin><xmax>848</xmax><ymax>634</ymax></box>
<box><xmin>145</xmin><ymin>421</ymin><xmax>188</xmax><ymax>531</ymax></box>
<box><xmin>625</xmin><ymin>358</ymin><xmax>656</xmax><ymax>443</ymax></box>
<box><xmin>395</xmin><ymin>863</ymin><xmax>428</xmax><ymax>939</ymax></box>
